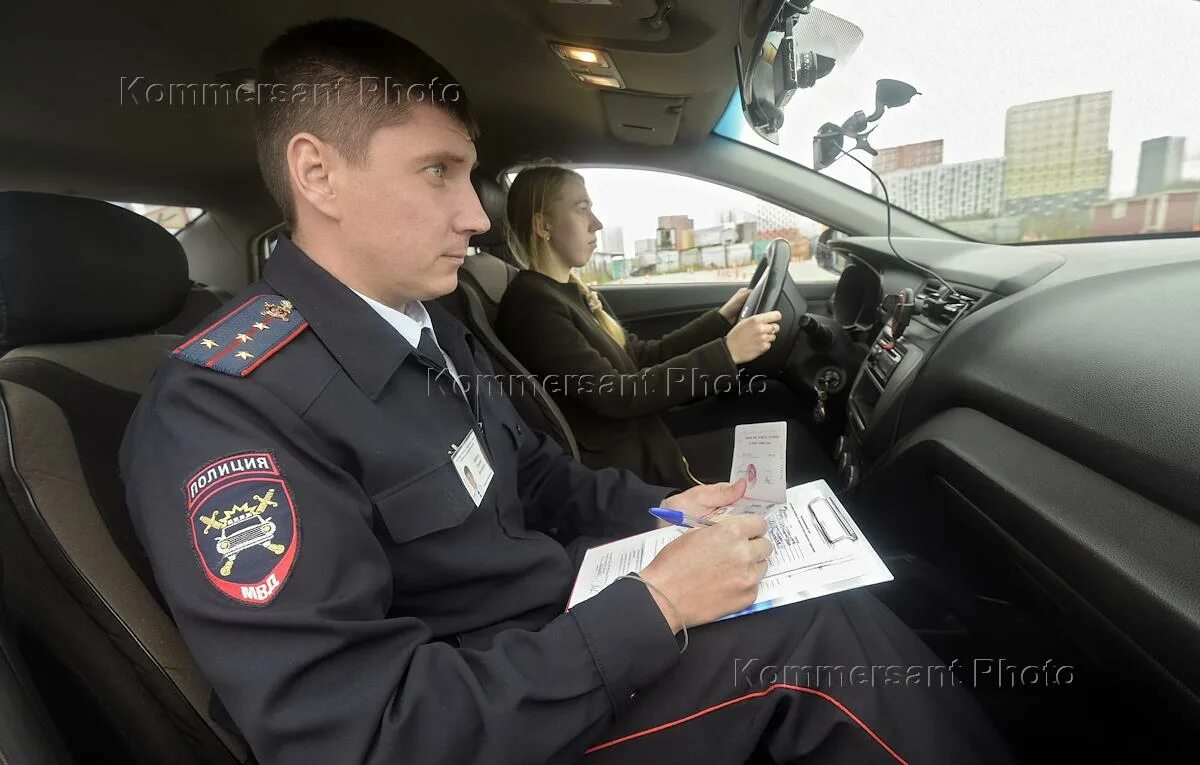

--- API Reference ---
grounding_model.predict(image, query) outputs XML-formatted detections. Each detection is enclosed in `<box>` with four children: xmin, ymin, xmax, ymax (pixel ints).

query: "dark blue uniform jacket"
<box><xmin>120</xmin><ymin>236</ymin><xmax>682</xmax><ymax>764</ymax></box>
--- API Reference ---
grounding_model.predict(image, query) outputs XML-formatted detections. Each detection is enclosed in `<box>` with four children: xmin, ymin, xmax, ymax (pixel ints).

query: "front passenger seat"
<box><xmin>444</xmin><ymin>176</ymin><xmax>580</xmax><ymax>459</ymax></box>
<box><xmin>0</xmin><ymin>556</ymin><xmax>72</xmax><ymax>764</ymax></box>
<box><xmin>0</xmin><ymin>192</ymin><xmax>245</xmax><ymax>764</ymax></box>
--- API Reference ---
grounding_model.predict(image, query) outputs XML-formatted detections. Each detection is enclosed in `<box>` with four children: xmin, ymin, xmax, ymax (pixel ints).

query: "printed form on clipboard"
<box><xmin>566</xmin><ymin>479</ymin><xmax>893</xmax><ymax>619</ymax></box>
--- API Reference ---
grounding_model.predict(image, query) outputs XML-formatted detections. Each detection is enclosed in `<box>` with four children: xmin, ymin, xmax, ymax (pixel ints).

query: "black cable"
<box><xmin>836</xmin><ymin>148</ymin><xmax>964</xmax><ymax>302</ymax></box>
<box><xmin>829</xmin><ymin>142</ymin><xmax>971</xmax><ymax>451</ymax></box>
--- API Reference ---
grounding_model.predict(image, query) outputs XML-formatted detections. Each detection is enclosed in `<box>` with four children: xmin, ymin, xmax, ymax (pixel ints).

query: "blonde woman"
<box><xmin>495</xmin><ymin>165</ymin><xmax>782</xmax><ymax>487</ymax></box>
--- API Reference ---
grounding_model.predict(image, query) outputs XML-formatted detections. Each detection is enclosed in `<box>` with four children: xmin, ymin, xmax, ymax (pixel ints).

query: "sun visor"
<box><xmin>601</xmin><ymin>92</ymin><xmax>685</xmax><ymax>146</ymax></box>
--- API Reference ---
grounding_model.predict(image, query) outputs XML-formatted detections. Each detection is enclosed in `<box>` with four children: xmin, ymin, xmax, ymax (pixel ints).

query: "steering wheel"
<box><xmin>738</xmin><ymin>239</ymin><xmax>808</xmax><ymax>374</ymax></box>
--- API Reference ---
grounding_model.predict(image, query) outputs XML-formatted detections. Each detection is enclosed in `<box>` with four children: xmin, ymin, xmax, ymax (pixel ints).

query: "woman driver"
<box><xmin>495</xmin><ymin>165</ymin><xmax>783</xmax><ymax>487</ymax></box>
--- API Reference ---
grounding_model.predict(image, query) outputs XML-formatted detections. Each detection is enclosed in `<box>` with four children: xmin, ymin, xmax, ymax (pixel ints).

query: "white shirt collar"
<box><xmin>350</xmin><ymin>290</ymin><xmax>432</xmax><ymax>351</ymax></box>
<box><xmin>349</xmin><ymin>289</ymin><xmax>466</xmax><ymax>396</ymax></box>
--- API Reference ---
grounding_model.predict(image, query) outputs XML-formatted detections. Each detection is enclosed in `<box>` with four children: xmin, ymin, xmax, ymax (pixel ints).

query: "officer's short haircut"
<box><xmin>254</xmin><ymin>18</ymin><xmax>479</xmax><ymax>228</ymax></box>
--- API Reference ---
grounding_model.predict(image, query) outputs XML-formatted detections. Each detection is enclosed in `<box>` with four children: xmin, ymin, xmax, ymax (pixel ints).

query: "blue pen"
<box><xmin>649</xmin><ymin>507</ymin><xmax>716</xmax><ymax>528</ymax></box>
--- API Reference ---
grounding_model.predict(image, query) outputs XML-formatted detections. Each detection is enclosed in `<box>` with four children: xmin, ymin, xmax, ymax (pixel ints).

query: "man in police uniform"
<box><xmin>120</xmin><ymin>18</ymin><xmax>1013</xmax><ymax>765</ymax></box>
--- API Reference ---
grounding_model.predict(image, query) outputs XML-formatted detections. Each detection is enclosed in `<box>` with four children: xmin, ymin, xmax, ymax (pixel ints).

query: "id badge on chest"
<box><xmin>451</xmin><ymin>429</ymin><xmax>494</xmax><ymax>506</ymax></box>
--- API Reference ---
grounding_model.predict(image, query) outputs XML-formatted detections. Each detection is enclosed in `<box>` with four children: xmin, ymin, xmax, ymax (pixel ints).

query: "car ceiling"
<box><xmin>0</xmin><ymin>0</ymin><xmax>753</xmax><ymax>212</ymax></box>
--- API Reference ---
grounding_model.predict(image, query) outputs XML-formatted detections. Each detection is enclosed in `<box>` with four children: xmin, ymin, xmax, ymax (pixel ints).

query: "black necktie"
<box><xmin>418</xmin><ymin>327</ymin><xmax>479</xmax><ymax>421</ymax></box>
<box><xmin>416</xmin><ymin>327</ymin><xmax>448</xmax><ymax>373</ymax></box>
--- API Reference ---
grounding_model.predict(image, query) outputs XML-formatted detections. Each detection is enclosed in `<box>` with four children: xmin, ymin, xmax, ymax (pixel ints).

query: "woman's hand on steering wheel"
<box><xmin>725</xmin><ymin>310</ymin><xmax>783</xmax><ymax>364</ymax></box>
<box><xmin>718</xmin><ymin>287</ymin><xmax>752</xmax><ymax>324</ymax></box>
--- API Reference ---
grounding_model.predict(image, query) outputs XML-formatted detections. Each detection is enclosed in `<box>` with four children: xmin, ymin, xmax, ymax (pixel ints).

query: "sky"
<box><xmin>567</xmin><ymin>1</ymin><xmax>1200</xmax><ymax>254</ymax></box>
<box><xmin>766</xmin><ymin>0</ymin><xmax>1200</xmax><ymax>197</ymax></box>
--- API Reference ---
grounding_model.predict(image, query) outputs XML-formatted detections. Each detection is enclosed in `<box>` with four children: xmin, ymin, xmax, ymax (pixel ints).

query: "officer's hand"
<box><xmin>639</xmin><ymin>515</ymin><xmax>773</xmax><ymax>632</ymax></box>
<box><xmin>725</xmin><ymin>311</ymin><xmax>783</xmax><ymax>364</ymax></box>
<box><xmin>656</xmin><ymin>479</ymin><xmax>746</xmax><ymax>527</ymax></box>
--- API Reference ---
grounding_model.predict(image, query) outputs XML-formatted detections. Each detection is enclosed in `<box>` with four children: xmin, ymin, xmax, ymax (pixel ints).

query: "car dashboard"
<box><xmin>827</xmin><ymin>236</ymin><xmax>1066</xmax><ymax>487</ymax></box>
<box><xmin>823</xmin><ymin>232</ymin><xmax>1200</xmax><ymax>730</ymax></box>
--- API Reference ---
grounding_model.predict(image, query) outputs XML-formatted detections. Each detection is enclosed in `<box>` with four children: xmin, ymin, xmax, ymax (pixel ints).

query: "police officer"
<box><xmin>120</xmin><ymin>18</ymin><xmax>1013</xmax><ymax>765</ymax></box>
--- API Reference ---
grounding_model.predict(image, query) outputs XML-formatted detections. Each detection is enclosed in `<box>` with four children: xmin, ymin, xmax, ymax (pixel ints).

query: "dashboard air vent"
<box><xmin>917</xmin><ymin>282</ymin><xmax>977</xmax><ymax>327</ymax></box>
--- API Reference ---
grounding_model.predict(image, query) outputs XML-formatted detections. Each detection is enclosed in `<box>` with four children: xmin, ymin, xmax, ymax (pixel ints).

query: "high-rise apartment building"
<box><xmin>873</xmin><ymin>140</ymin><xmax>944</xmax><ymax>175</ymax></box>
<box><xmin>881</xmin><ymin>158</ymin><xmax>1005</xmax><ymax>221</ymax></box>
<box><xmin>1136</xmin><ymin>137</ymin><xmax>1186</xmax><ymax>196</ymax></box>
<box><xmin>1002</xmin><ymin>91</ymin><xmax>1112</xmax><ymax>216</ymax></box>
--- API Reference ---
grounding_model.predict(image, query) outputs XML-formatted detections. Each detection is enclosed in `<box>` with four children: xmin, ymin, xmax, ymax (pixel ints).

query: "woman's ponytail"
<box><xmin>569</xmin><ymin>275</ymin><xmax>626</xmax><ymax>348</ymax></box>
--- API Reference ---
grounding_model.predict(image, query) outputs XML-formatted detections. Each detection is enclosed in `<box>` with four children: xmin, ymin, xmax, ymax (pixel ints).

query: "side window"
<box><xmin>567</xmin><ymin>168</ymin><xmax>838</xmax><ymax>286</ymax></box>
<box><xmin>111</xmin><ymin>202</ymin><xmax>205</xmax><ymax>235</ymax></box>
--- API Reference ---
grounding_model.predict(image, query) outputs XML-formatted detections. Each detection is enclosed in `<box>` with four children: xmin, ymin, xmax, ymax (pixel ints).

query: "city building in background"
<box><xmin>655</xmin><ymin>214</ymin><xmax>693</xmax><ymax>252</ymax></box>
<box><xmin>1136</xmin><ymin>136</ymin><xmax>1186</xmax><ymax>196</ymax></box>
<box><xmin>939</xmin><ymin>216</ymin><xmax>1023</xmax><ymax>242</ymax></box>
<box><xmin>618</xmin><ymin>210</ymin><xmax>803</xmax><ymax>281</ymax></box>
<box><xmin>1091</xmin><ymin>190</ymin><xmax>1200</xmax><ymax>237</ymax></box>
<box><xmin>577</xmin><ymin>226</ymin><xmax>629</xmax><ymax>283</ymax></box>
<box><xmin>872</xmin><ymin>139</ymin><xmax>944</xmax><ymax>175</ymax></box>
<box><xmin>880</xmin><ymin>157</ymin><xmax>1005</xmax><ymax>221</ymax></box>
<box><xmin>751</xmin><ymin>199</ymin><xmax>821</xmax><ymax>238</ymax></box>
<box><xmin>1002</xmin><ymin>91</ymin><xmax>1113</xmax><ymax>216</ymax></box>
<box><xmin>596</xmin><ymin>226</ymin><xmax>624</xmax><ymax>255</ymax></box>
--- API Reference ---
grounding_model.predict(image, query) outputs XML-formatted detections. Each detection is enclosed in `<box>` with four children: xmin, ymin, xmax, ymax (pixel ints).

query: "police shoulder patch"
<box><xmin>185</xmin><ymin>452</ymin><xmax>299</xmax><ymax>605</ymax></box>
<box><xmin>173</xmin><ymin>294</ymin><xmax>308</xmax><ymax>377</ymax></box>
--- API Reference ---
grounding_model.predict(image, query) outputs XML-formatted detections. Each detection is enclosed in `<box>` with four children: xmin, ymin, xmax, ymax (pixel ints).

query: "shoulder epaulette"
<box><xmin>172</xmin><ymin>294</ymin><xmax>308</xmax><ymax>377</ymax></box>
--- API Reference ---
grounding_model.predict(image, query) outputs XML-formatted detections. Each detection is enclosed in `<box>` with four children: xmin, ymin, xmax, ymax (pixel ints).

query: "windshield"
<box><xmin>718</xmin><ymin>0</ymin><xmax>1200</xmax><ymax>244</ymax></box>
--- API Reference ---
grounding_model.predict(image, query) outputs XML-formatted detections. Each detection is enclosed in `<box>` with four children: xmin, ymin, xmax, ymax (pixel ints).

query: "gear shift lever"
<box><xmin>798</xmin><ymin>314</ymin><xmax>834</xmax><ymax>350</ymax></box>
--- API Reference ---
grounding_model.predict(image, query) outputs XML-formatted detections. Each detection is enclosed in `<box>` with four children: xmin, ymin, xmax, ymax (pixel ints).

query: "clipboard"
<box><xmin>807</xmin><ymin>495</ymin><xmax>859</xmax><ymax>544</ymax></box>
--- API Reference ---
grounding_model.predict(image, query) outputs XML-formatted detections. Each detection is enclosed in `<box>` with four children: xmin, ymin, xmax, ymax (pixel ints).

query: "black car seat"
<box><xmin>468</xmin><ymin>174</ymin><xmax>518</xmax><ymax>268</ymax></box>
<box><xmin>462</xmin><ymin>174</ymin><xmax>520</xmax><ymax>324</ymax></box>
<box><xmin>157</xmin><ymin>281</ymin><xmax>234</xmax><ymax>335</ymax></box>
<box><xmin>434</xmin><ymin>176</ymin><xmax>580</xmax><ymax>459</ymax></box>
<box><xmin>0</xmin><ymin>192</ymin><xmax>246</xmax><ymax>764</ymax></box>
<box><xmin>0</xmin><ymin>555</ymin><xmax>73</xmax><ymax>765</ymax></box>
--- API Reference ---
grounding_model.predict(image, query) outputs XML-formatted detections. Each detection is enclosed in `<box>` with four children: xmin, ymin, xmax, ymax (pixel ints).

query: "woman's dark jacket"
<box><xmin>495</xmin><ymin>270</ymin><xmax>737</xmax><ymax>488</ymax></box>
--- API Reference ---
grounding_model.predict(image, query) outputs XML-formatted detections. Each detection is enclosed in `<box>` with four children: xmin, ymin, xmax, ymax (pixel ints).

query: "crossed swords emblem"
<box><xmin>198</xmin><ymin>488</ymin><xmax>286</xmax><ymax>577</ymax></box>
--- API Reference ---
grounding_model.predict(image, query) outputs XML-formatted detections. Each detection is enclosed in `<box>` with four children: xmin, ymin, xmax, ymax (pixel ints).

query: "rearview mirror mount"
<box><xmin>738</xmin><ymin>2</ymin><xmax>862</xmax><ymax>144</ymax></box>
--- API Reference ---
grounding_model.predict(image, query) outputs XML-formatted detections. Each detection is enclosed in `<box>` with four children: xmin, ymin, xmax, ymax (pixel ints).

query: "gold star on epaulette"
<box><xmin>200</xmin><ymin>338</ymin><xmax>218</xmax><ymax>349</ymax></box>
<box><xmin>252</xmin><ymin>322</ymin><xmax>269</xmax><ymax>331</ymax></box>
<box><xmin>235</xmin><ymin>351</ymin><xmax>254</xmax><ymax>360</ymax></box>
<box><xmin>236</xmin><ymin>333</ymin><xmax>253</xmax><ymax>343</ymax></box>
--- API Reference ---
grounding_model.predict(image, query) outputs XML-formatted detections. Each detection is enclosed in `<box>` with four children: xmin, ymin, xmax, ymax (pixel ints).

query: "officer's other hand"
<box><xmin>639</xmin><ymin>514</ymin><xmax>773</xmax><ymax>632</ymax></box>
<box><xmin>656</xmin><ymin>479</ymin><xmax>746</xmax><ymax>527</ymax></box>
<box><xmin>725</xmin><ymin>311</ymin><xmax>783</xmax><ymax>364</ymax></box>
<box><xmin>718</xmin><ymin>287</ymin><xmax>752</xmax><ymax>323</ymax></box>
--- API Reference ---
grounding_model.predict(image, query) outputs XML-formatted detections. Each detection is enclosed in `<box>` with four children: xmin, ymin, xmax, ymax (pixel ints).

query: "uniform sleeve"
<box><xmin>619</xmin><ymin>303</ymin><xmax>734</xmax><ymax>368</ymax></box>
<box><xmin>119</xmin><ymin>368</ymin><xmax>681</xmax><ymax>765</ymax></box>
<box><xmin>511</xmin><ymin>420</ymin><xmax>674</xmax><ymax>539</ymax></box>
<box><xmin>511</xmin><ymin>295</ymin><xmax>739</xmax><ymax>420</ymax></box>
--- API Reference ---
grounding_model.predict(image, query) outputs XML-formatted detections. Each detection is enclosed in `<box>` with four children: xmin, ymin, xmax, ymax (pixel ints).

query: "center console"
<box><xmin>834</xmin><ymin>325</ymin><xmax>929</xmax><ymax>487</ymax></box>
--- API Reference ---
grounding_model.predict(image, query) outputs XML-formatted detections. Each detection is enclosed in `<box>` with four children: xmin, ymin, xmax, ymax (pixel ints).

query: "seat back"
<box><xmin>156</xmin><ymin>281</ymin><xmax>234</xmax><ymax>335</ymax></box>
<box><xmin>470</xmin><ymin>173</ymin><xmax>519</xmax><ymax>268</ymax></box>
<box><xmin>456</xmin><ymin>175</ymin><xmax>581</xmax><ymax>458</ymax></box>
<box><xmin>0</xmin><ymin>555</ymin><xmax>73</xmax><ymax>765</ymax></box>
<box><xmin>0</xmin><ymin>192</ymin><xmax>245</xmax><ymax>764</ymax></box>
<box><xmin>460</xmin><ymin>252</ymin><xmax>517</xmax><ymax>325</ymax></box>
<box><xmin>438</xmin><ymin>280</ymin><xmax>580</xmax><ymax>459</ymax></box>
